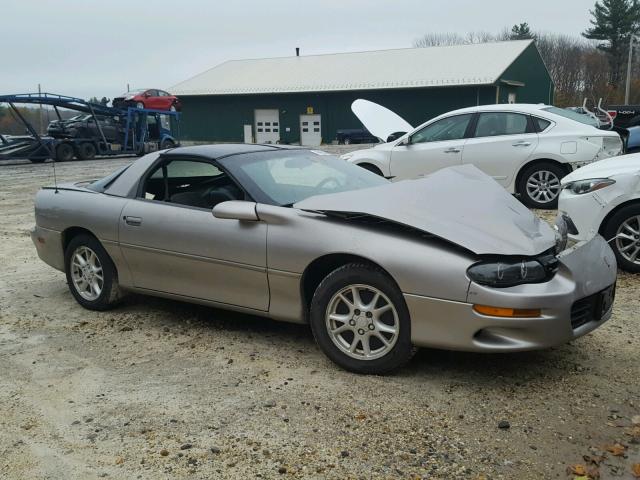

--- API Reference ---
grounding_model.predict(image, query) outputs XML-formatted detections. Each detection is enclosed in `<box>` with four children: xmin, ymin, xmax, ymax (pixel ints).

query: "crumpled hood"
<box><xmin>295</xmin><ymin>165</ymin><xmax>556</xmax><ymax>256</ymax></box>
<box><xmin>562</xmin><ymin>154</ymin><xmax>640</xmax><ymax>183</ymax></box>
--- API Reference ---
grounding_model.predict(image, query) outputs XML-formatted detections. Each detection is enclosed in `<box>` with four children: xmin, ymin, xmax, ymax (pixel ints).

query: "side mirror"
<box><xmin>212</xmin><ymin>201</ymin><xmax>259</xmax><ymax>221</ymax></box>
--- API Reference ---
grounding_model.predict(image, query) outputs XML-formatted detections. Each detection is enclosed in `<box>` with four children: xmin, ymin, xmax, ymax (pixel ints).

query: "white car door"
<box><xmin>462</xmin><ymin>111</ymin><xmax>538</xmax><ymax>188</ymax></box>
<box><xmin>389</xmin><ymin>114</ymin><xmax>473</xmax><ymax>180</ymax></box>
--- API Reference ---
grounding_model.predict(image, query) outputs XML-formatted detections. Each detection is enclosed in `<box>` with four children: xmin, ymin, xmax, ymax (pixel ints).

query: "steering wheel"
<box><xmin>316</xmin><ymin>177</ymin><xmax>341</xmax><ymax>190</ymax></box>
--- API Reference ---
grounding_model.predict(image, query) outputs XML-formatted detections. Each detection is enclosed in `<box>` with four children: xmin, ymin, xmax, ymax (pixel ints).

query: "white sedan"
<box><xmin>557</xmin><ymin>153</ymin><xmax>640</xmax><ymax>273</ymax></box>
<box><xmin>342</xmin><ymin>102</ymin><xmax>623</xmax><ymax>209</ymax></box>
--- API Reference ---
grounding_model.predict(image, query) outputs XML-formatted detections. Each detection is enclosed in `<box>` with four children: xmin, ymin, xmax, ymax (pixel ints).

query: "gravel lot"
<box><xmin>1</xmin><ymin>148</ymin><xmax>639</xmax><ymax>479</ymax></box>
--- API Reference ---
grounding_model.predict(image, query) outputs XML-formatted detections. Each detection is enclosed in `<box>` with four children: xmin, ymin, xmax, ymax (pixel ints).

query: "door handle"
<box><xmin>444</xmin><ymin>147</ymin><xmax>461</xmax><ymax>153</ymax></box>
<box><xmin>512</xmin><ymin>141</ymin><xmax>532</xmax><ymax>147</ymax></box>
<box><xmin>123</xmin><ymin>216</ymin><xmax>142</xmax><ymax>226</ymax></box>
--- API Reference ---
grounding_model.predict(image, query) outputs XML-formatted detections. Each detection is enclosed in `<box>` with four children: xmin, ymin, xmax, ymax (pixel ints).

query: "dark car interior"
<box><xmin>142</xmin><ymin>159</ymin><xmax>244</xmax><ymax>209</ymax></box>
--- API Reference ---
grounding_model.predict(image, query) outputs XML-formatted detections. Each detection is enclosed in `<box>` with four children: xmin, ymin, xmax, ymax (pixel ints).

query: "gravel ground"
<box><xmin>1</xmin><ymin>148</ymin><xmax>639</xmax><ymax>480</ymax></box>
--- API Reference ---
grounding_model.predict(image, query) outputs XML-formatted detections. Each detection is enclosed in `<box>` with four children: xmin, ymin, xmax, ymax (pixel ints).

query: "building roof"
<box><xmin>170</xmin><ymin>40</ymin><xmax>535</xmax><ymax>96</ymax></box>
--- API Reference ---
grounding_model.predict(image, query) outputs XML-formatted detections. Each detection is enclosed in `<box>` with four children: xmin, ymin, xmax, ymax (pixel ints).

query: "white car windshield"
<box><xmin>220</xmin><ymin>150</ymin><xmax>388</xmax><ymax>206</ymax></box>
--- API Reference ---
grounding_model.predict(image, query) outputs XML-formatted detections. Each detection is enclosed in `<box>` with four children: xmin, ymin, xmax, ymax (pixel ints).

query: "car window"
<box><xmin>158</xmin><ymin>90</ymin><xmax>169</xmax><ymax>97</ymax></box>
<box><xmin>219</xmin><ymin>150</ymin><xmax>388</xmax><ymax>206</ymax></box>
<box><xmin>533</xmin><ymin>117</ymin><xmax>552</xmax><ymax>132</ymax></box>
<box><xmin>474</xmin><ymin>112</ymin><xmax>529</xmax><ymax>137</ymax></box>
<box><xmin>410</xmin><ymin>114</ymin><xmax>472</xmax><ymax>144</ymax></box>
<box><xmin>542</xmin><ymin>106</ymin><xmax>599</xmax><ymax>127</ymax></box>
<box><xmin>142</xmin><ymin>159</ymin><xmax>242</xmax><ymax>209</ymax></box>
<box><xmin>146</xmin><ymin>89</ymin><xmax>159</xmax><ymax>97</ymax></box>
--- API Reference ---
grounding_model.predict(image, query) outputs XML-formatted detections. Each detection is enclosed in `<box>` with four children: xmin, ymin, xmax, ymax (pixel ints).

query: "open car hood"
<box><xmin>351</xmin><ymin>99</ymin><xmax>413</xmax><ymax>142</ymax></box>
<box><xmin>294</xmin><ymin>165</ymin><xmax>556</xmax><ymax>256</ymax></box>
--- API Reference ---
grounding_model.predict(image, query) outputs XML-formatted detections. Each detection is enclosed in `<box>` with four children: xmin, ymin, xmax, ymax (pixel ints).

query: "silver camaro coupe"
<box><xmin>31</xmin><ymin>145</ymin><xmax>617</xmax><ymax>374</ymax></box>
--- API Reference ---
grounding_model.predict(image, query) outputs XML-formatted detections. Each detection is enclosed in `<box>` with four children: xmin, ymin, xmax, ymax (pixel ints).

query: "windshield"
<box><xmin>219</xmin><ymin>150</ymin><xmax>388</xmax><ymax>206</ymax></box>
<box><xmin>543</xmin><ymin>107</ymin><xmax>599</xmax><ymax>127</ymax></box>
<box><xmin>86</xmin><ymin>164</ymin><xmax>131</xmax><ymax>192</ymax></box>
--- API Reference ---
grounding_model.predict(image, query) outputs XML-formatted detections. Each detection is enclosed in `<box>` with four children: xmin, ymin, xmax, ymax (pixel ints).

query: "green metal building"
<box><xmin>171</xmin><ymin>40</ymin><xmax>554</xmax><ymax>145</ymax></box>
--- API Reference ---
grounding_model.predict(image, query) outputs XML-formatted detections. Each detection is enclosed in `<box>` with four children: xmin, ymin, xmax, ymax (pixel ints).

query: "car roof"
<box><xmin>163</xmin><ymin>143</ymin><xmax>308</xmax><ymax>160</ymax></box>
<box><xmin>103</xmin><ymin>143</ymin><xmax>313</xmax><ymax>197</ymax></box>
<box><xmin>444</xmin><ymin>103</ymin><xmax>549</xmax><ymax>116</ymax></box>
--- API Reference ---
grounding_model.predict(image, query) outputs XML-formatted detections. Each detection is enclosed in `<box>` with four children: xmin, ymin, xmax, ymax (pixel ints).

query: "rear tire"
<box><xmin>76</xmin><ymin>142</ymin><xmax>96</xmax><ymax>160</ymax></box>
<box><xmin>64</xmin><ymin>234</ymin><xmax>122</xmax><ymax>311</ymax></box>
<box><xmin>602</xmin><ymin>203</ymin><xmax>640</xmax><ymax>273</ymax></box>
<box><xmin>309</xmin><ymin>263</ymin><xmax>414</xmax><ymax>374</ymax></box>
<box><xmin>55</xmin><ymin>143</ymin><xmax>75</xmax><ymax>162</ymax></box>
<box><xmin>517</xmin><ymin>161</ymin><xmax>565</xmax><ymax>209</ymax></box>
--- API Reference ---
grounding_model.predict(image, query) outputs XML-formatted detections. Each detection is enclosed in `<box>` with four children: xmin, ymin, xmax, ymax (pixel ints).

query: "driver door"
<box><xmin>118</xmin><ymin>157</ymin><xmax>269</xmax><ymax>310</ymax></box>
<box><xmin>389</xmin><ymin>114</ymin><xmax>474</xmax><ymax>180</ymax></box>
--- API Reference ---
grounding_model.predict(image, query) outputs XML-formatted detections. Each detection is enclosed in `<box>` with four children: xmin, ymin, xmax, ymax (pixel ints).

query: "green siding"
<box><xmin>177</xmin><ymin>44</ymin><xmax>554</xmax><ymax>143</ymax></box>
<box><xmin>179</xmin><ymin>86</ymin><xmax>496</xmax><ymax>143</ymax></box>
<box><xmin>498</xmin><ymin>42</ymin><xmax>554</xmax><ymax>105</ymax></box>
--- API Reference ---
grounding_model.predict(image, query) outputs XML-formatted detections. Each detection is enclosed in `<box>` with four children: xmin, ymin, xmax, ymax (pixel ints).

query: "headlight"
<box><xmin>340</xmin><ymin>152</ymin><xmax>354</xmax><ymax>160</ymax></box>
<box><xmin>467</xmin><ymin>259</ymin><xmax>548</xmax><ymax>288</ymax></box>
<box><xmin>563</xmin><ymin>178</ymin><xmax>615</xmax><ymax>195</ymax></box>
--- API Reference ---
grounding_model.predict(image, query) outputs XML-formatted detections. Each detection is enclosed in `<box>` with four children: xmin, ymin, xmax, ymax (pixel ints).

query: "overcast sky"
<box><xmin>2</xmin><ymin>0</ymin><xmax>594</xmax><ymax>100</ymax></box>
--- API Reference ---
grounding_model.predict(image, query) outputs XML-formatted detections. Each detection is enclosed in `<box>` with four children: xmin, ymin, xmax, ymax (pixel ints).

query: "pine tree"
<box><xmin>583</xmin><ymin>0</ymin><xmax>640</xmax><ymax>86</ymax></box>
<box><xmin>510</xmin><ymin>23</ymin><xmax>534</xmax><ymax>40</ymax></box>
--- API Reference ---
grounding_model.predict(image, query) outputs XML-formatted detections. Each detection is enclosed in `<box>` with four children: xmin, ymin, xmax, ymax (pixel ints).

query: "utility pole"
<box><xmin>625</xmin><ymin>35</ymin><xmax>636</xmax><ymax>104</ymax></box>
<box><xmin>38</xmin><ymin>83</ymin><xmax>43</xmax><ymax>134</ymax></box>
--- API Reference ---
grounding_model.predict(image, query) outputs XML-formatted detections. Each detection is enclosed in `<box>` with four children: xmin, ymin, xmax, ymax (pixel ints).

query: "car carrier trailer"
<box><xmin>0</xmin><ymin>93</ymin><xmax>180</xmax><ymax>163</ymax></box>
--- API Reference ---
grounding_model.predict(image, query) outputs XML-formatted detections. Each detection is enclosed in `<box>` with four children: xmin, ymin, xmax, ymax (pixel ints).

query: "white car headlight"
<box><xmin>563</xmin><ymin>178</ymin><xmax>615</xmax><ymax>195</ymax></box>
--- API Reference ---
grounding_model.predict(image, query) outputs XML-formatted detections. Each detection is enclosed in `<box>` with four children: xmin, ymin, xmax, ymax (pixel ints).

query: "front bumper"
<box><xmin>557</xmin><ymin>189</ymin><xmax>607</xmax><ymax>243</ymax></box>
<box><xmin>405</xmin><ymin>235</ymin><xmax>617</xmax><ymax>352</ymax></box>
<box><xmin>31</xmin><ymin>225</ymin><xmax>65</xmax><ymax>272</ymax></box>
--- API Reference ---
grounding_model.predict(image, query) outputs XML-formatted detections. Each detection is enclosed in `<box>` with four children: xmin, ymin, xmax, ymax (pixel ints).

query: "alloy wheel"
<box><xmin>526</xmin><ymin>170</ymin><xmax>561</xmax><ymax>204</ymax></box>
<box><xmin>616</xmin><ymin>215</ymin><xmax>640</xmax><ymax>265</ymax></box>
<box><xmin>70</xmin><ymin>246</ymin><xmax>104</xmax><ymax>301</ymax></box>
<box><xmin>325</xmin><ymin>284</ymin><xmax>399</xmax><ymax>360</ymax></box>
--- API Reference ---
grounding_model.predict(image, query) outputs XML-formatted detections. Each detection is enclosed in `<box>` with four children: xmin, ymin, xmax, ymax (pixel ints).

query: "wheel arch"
<box><xmin>598</xmin><ymin>198</ymin><xmax>640</xmax><ymax>235</ymax></box>
<box><xmin>514</xmin><ymin>158</ymin><xmax>572</xmax><ymax>194</ymax></box>
<box><xmin>300</xmin><ymin>253</ymin><xmax>398</xmax><ymax>318</ymax></box>
<box><xmin>62</xmin><ymin>226</ymin><xmax>122</xmax><ymax>280</ymax></box>
<box><xmin>356</xmin><ymin>162</ymin><xmax>384</xmax><ymax>176</ymax></box>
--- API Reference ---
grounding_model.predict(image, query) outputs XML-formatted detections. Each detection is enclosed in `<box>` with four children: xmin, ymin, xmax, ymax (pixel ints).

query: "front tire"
<box><xmin>602</xmin><ymin>203</ymin><xmax>640</xmax><ymax>273</ymax></box>
<box><xmin>517</xmin><ymin>161</ymin><xmax>565</xmax><ymax>209</ymax></box>
<box><xmin>309</xmin><ymin>263</ymin><xmax>414</xmax><ymax>374</ymax></box>
<box><xmin>64</xmin><ymin>234</ymin><xmax>122</xmax><ymax>311</ymax></box>
<box><xmin>136</xmin><ymin>101</ymin><xmax>145</xmax><ymax>109</ymax></box>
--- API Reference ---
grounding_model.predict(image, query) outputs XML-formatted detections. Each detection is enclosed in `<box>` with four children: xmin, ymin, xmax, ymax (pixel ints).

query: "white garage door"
<box><xmin>255</xmin><ymin>109</ymin><xmax>280</xmax><ymax>144</ymax></box>
<box><xmin>300</xmin><ymin>114</ymin><xmax>321</xmax><ymax>146</ymax></box>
